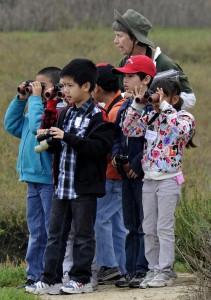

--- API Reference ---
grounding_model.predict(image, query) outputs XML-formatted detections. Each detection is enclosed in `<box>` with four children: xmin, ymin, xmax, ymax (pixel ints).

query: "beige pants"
<box><xmin>142</xmin><ymin>178</ymin><xmax>181</xmax><ymax>272</ymax></box>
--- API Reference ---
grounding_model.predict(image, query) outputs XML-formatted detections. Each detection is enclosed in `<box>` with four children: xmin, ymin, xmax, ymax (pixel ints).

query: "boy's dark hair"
<box><xmin>137</xmin><ymin>72</ymin><xmax>153</xmax><ymax>88</ymax></box>
<box><xmin>60</xmin><ymin>58</ymin><xmax>97</xmax><ymax>93</ymax></box>
<box><xmin>37</xmin><ymin>67</ymin><xmax>61</xmax><ymax>86</ymax></box>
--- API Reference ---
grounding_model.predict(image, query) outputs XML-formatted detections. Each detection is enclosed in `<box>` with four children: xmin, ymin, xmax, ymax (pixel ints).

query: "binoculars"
<box><xmin>17</xmin><ymin>80</ymin><xmax>45</xmax><ymax>95</ymax></box>
<box><xmin>44</xmin><ymin>83</ymin><xmax>64</xmax><ymax>99</ymax></box>
<box><xmin>135</xmin><ymin>90</ymin><xmax>160</xmax><ymax>104</ymax></box>
<box><xmin>35</xmin><ymin>131</ymin><xmax>54</xmax><ymax>153</ymax></box>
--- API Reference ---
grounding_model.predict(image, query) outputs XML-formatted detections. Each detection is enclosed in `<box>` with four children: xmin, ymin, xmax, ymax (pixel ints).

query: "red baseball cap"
<box><xmin>112</xmin><ymin>55</ymin><xmax>157</xmax><ymax>78</ymax></box>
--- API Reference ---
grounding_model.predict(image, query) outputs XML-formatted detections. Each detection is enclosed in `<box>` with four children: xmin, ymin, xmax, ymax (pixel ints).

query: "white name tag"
<box><xmin>75</xmin><ymin>117</ymin><xmax>90</xmax><ymax>128</ymax></box>
<box><xmin>83</xmin><ymin>118</ymin><xmax>90</xmax><ymax>128</ymax></box>
<box><xmin>75</xmin><ymin>117</ymin><xmax>82</xmax><ymax>128</ymax></box>
<box><xmin>145</xmin><ymin>129</ymin><xmax>157</xmax><ymax>141</ymax></box>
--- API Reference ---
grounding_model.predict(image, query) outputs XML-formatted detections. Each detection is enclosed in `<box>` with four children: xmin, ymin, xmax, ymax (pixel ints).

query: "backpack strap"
<box><xmin>147</xmin><ymin>112</ymin><xmax>160</xmax><ymax>125</ymax></box>
<box><xmin>106</xmin><ymin>95</ymin><xmax>123</xmax><ymax>115</ymax></box>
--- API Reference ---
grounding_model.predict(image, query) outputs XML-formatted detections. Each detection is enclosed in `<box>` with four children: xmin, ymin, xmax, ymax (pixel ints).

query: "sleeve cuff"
<box><xmin>160</xmin><ymin>100</ymin><xmax>172</xmax><ymax>111</ymax></box>
<box><xmin>131</xmin><ymin>100</ymin><xmax>144</xmax><ymax>112</ymax></box>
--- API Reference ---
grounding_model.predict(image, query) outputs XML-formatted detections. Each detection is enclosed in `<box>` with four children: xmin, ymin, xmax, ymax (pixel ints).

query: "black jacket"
<box><xmin>51</xmin><ymin>103</ymin><xmax>114</xmax><ymax>197</ymax></box>
<box><xmin>112</xmin><ymin>98</ymin><xmax>152</xmax><ymax>179</ymax></box>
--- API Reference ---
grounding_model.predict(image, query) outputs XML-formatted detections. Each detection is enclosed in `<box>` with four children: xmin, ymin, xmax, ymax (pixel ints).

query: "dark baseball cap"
<box><xmin>96</xmin><ymin>63</ymin><xmax>119</xmax><ymax>92</ymax></box>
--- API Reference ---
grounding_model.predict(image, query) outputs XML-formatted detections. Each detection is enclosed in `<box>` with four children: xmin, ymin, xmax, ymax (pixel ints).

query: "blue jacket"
<box><xmin>4</xmin><ymin>95</ymin><xmax>53</xmax><ymax>184</ymax></box>
<box><xmin>112</xmin><ymin>97</ymin><xmax>152</xmax><ymax>179</ymax></box>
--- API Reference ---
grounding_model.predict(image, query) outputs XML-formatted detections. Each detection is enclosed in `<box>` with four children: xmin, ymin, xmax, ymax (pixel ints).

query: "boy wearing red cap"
<box><xmin>111</xmin><ymin>55</ymin><xmax>156</xmax><ymax>288</ymax></box>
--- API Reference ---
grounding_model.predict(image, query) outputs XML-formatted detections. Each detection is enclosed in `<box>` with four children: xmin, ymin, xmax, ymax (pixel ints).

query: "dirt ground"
<box><xmin>40</xmin><ymin>273</ymin><xmax>197</xmax><ymax>300</ymax></box>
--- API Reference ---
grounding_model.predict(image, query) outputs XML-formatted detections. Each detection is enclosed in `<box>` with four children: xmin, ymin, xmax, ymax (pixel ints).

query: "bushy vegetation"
<box><xmin>0</xmin><ymin>261</ymin><xmax>39</xmax><ymax>299</ymax></box>
<box><xmin>0</xmin><ymin>27</ymin><xmax>210</xmax><ymax>298</ymax></box>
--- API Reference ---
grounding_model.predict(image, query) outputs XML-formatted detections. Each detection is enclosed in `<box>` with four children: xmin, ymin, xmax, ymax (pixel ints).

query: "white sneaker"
<box><xmin>139</xmin><ymin>270</ymin><xmax>155</xmax><ymax>289</ymax></box>
<box><xmin>147</xmin><ymin>272</ymin><xmax>174</xmax><ymax>288</ymax></box>
<box><xmin>60</xmin><ymin>280</ymin><xmax>93</xmax><ymax>294</ymax></box>
<box><xmin>25</xmin><ymin>280</ymin><xmax>52</xmax><ymax>295</ymax></box>
<box><xmin>47</xmin><ymin>283</ymin><xmax>64</xmax><ymax>295</ymax></box>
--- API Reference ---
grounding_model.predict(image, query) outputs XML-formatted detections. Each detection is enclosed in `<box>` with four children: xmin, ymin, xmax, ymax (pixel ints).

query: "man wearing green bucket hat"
<box><xmin>112</xmin><ymin>9</ymin><xmax>196</xmax><ymax>111</ymax></box>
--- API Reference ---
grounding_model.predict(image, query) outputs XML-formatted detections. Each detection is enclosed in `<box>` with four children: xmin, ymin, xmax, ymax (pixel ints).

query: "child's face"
<box><xmin>123</xmin><ymin>74</ymin><xmax>146</xmax><ymax>94</ymax></box>
<box><xmin>61</xmin><ymin>76</ymin><xmax>90</xmax><ymax>107</ymax></box>
<box><xmin>36</xmin><ymin>74</ymin><xmax>54</xmax><ymax>103</ymax></box>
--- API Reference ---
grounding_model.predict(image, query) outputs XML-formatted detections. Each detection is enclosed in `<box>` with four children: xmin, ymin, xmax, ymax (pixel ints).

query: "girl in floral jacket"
<box><xmin>123</xmin><ymin>79</ymin><xmax>196</xmax><ymax>288</ymax></box>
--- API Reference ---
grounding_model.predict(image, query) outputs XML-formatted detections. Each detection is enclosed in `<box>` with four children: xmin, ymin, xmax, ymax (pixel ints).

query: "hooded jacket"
<box><xmin>4</xmin><ymin>95</ymin><xmax>53</xmax><ymax>184</ymax></box>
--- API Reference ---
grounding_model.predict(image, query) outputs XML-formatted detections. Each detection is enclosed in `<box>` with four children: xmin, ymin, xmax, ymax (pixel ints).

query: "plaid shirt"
<box><xmin>56</xmin><ymin>99</ymin><xmax>101</xmax><ymax>199</ymax></box>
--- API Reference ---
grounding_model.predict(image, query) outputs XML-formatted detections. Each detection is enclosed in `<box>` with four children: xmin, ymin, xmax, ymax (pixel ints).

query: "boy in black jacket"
<box><xmin>26</xmin><ymin>58</ymin><xmax>114</xmax><ymax>295</ymax></box>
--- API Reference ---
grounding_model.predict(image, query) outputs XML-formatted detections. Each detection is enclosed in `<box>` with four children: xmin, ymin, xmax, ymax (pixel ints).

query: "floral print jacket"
<box><xmin>123</xmin><ymin>100</ymin><xmax>195</xmax><ymax>179</ymax></box>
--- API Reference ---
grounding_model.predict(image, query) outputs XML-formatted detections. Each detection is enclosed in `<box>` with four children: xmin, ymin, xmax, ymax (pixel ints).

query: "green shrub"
<box><xmin>0</xmin><ymin>262</ymin><xmax>39</xmax><ymax>299</ymax></box>
<box><xmin>175</xmin><ymin>189</ymin><xmax>211</xmax><ymax>288</ymax></box>
<box><xmin>0</xmin><ymin>288</ymin><xmax>38</xmax><ymax>300</ymax></box>
<box><xmin>0</xmin><ymin>211</ymin><xmax>28</xmax><ymax>263</ymax></box>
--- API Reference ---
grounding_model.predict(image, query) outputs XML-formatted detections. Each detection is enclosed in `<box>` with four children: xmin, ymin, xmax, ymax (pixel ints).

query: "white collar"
<box><xmin>153</xmin><ymin>47</ymin><xmax>162</xmax><ymax>66</ymax></box>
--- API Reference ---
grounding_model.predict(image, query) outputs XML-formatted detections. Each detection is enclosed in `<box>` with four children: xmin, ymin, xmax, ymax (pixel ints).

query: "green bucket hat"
<box><xmin>114</xmin><ymin>9</ymin><xmax>154</xmax><ymax>47</ymax></box>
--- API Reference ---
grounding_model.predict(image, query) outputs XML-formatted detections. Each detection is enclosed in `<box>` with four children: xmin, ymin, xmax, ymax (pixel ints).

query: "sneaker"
<box><xmin>169</xmin><ymin>269</ymin><xmax>178</xmax><ymax>279</ymax></box>
<box><xmin>140</xmin><ymin>270</ymin><xmax>155</xmax><ymax>289</ymax></box>
<box><xmin>25</xmin><ymin>280</ymin><xmax>56</xmax><ymax>295</ymax></box>
<box><xmin>97</xmin><ymin>266</ymin><xmax>121</xmax><ymax>282</ymax></box>
<box><xmin>48</xmin><ymin>283</ymin><xmax>64</xmax><ymax>295</ymax></box>
<box><xmin>60</xmin><ymin>280</ymin><xmax>93</xmax><ymax>294</ymax></box>
<box><xmin>62</xmin><ymin>271</ymin><xmax>70</xmax><ymax>284</ymax></box>
<box><xmin>17</xmin><ymin>279</ymin><xmax>36</xmax><ymax>289</ymax></box>
<box><xmin>90</xmin><ymin>277</ymin><xmax>98</xmax><ymax>290</ymax></box>
<box><xmin>115</xmin><ymin>274</ymin><xmax>131</xmax><ymax>288</ymax></box>
<box><xmin>129</xmin><ymin>272</ymin><xmax>146</xmax><ymax>288</ymax></box>
<box><xmin>147</xmin><ymin>272</ymin><xmax>174</xmax><ymax>288</ymax></box>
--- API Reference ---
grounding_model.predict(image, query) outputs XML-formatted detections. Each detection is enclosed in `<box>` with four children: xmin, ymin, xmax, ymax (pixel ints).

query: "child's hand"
<box><xmin>153</xmin><ymin>87</ymin><xmax>164</xmax><ymax>112</ymax></box>
<box><xmin>30</xmin><ymin>81</ymin><xmax>43</xmax><ymax>97</ymax></box>
<box><xmin>132</xmin><ymin>85</ymin><xmax>148</xmax><ymax>104</ymax></box>
<box><xmin>50</xmin><ymin>127</ymin><xmax>64</xmax><ymax>139</ymax></box>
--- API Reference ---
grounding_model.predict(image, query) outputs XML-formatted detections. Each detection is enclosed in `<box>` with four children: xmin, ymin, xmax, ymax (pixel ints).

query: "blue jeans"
<box><xmin>41</xmin><ymin>195</ymin><xmax>97</xmax><ymax>284</ymax></box>
<box><xmin>25</xmin><ymin>182</ymin><xmax>53</xmax><ymax>281</ymax></box>
<box><xmin>122</xmin><ymin>177</ymin><xmax>148</xmax><ymax>276</ymax></box>
<box><xmin>95</xmin><ymin>179</ymin><xmax>127</xmax><ymax>274</ymax></box>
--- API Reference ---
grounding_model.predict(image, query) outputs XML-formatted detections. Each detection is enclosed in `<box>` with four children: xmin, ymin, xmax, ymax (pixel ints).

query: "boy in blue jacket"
<box><xmin>4</xmin><ymin>66</ymin><xmax>61</xmax><ymax>287</ymax></box>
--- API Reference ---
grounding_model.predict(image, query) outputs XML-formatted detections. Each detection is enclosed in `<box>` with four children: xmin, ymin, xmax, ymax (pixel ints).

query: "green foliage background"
<box><xmin>0</xmin><ymin>28</ymin><xmax>211</xmax><ymax>263</ymax></box>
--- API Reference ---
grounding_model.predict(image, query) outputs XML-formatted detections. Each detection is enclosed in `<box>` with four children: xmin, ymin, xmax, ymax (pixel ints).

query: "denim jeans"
<box><xmin>122</xmin><ymin>177</ymin><xmax>148</xmax><ymax>276</ymax></box>
<box><xmin>95</xmin><ymin>179</ymin><xmax>127</xmax><ymax>274</ymax></box>
<box><xmin>41</xmin><ymin>195</ymin><xmax>97</xmax><ymax>284</ymax></box>
<box><xmin>25</xmin><ymin>182</ymin><xmax>53</xmax><ymax>281</ymax></box>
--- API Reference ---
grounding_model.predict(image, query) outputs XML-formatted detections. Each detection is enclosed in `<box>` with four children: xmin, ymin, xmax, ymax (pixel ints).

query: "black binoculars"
<box><xmin>135</xmin><ymin>90</ymin><xmax>160</xmax><ymax>104</ymax></box>
<box><xmin>44</xmin><ymin>83</ymin><xmax>64</xmax><ymax>99</ymax></box>
<box><xmin>17</xmin><ymin>80</ymin><xmax>45</xmax><ymax>95</ymax></box>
